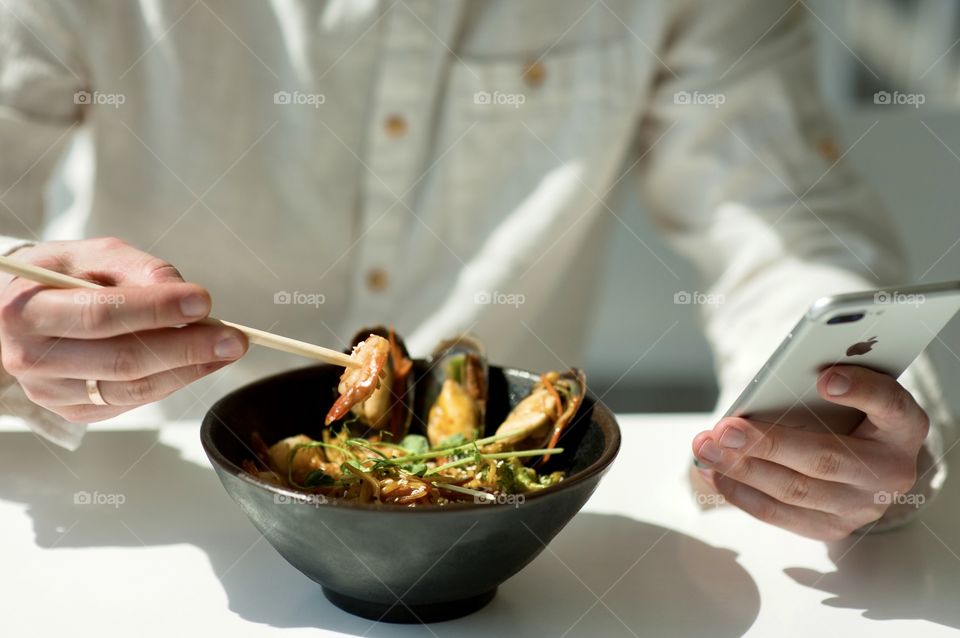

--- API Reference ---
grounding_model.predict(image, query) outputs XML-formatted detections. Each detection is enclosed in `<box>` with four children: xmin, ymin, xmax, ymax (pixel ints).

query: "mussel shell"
<box><xmin>417</xmin><ymin>334</ymin><xmax>489</xmax><ymax>429</ymax></box>
<box><xmin>491</xmin><ymin>367</ymin><xmax>587</xmax><ymax>458</ymax></box>
<box><xmin>527</xmin><ymin>367</ymin><xmax>587</xmax><ymax>468</ymax></box>
<box><xmin>544</xmin><ymin>368</ymin><xmax>586</xmax><ymax>445</ymax></box>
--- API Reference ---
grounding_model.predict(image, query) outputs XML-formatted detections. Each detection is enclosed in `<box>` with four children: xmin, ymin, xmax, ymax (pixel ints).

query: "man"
<box><xmin>0</xmin><ymin>0</ymin><xmax>948</xmax><ymax>539</ymax></box>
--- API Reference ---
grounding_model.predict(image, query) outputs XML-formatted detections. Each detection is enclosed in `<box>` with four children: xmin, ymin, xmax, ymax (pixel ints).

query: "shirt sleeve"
<box><xmin>0</xmin><ymin>0</ymin><xmax>88</xmax><ymax>450</ymax></box>
<box><xmin>636</xmin><ymin>0</ymin><xmax>954</xmax><ymax>529</ymax></box>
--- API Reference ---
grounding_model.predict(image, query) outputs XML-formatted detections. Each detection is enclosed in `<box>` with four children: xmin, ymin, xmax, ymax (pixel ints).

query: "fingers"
<box><xmin>8</xmin><ymin>237</ymin><xmax>186</xmax><ymax>287</ymax></box>
<box><xmin>0</xmin><ymin>238</ymin><xmax>230</xmax><ymax>423</ymax></box>
<box><xmin>694</xmin><ymin>417</ymin><xmax>878</xmax><ymax>486</ymax></box>
<box><xmin>817</xmin><ymin>365</ymin><xmax>929</xmax><ymax>447</ymax></box>
<box><xmin>2</xmin><ymin>324</ymin><xmax>247</xmax><ymax>381</ymax></box>
<box><xmin>6</xmin><ymin>282</ymin><xmax>212</xmax><ymax>338</ymax></box>
<box><xmin>102</xmin><ymin>361</ymin><xmax>231</xmax><ymax>405</ymax></box>
<box><xmin>83</xmin><ymin>236</ymin><xmax>186</xmax><ymax>286</ymax></box>
<box><xmin>695</xmin><ymin>439</ymin><xmax>870</xmax><ymax>517</ymax></box>
<box><xmin>692</xmin><ymin>415</ymin><xmax>919</xmax><ymax>540</ymax></box>
<box><xmin>712</xmin><ymin>474</ymin><xmax>862</xmax><ymax>542</ymax></box>
<box><xmin>692</xmin><ymin>365</ymin><xmax>934</xmax><ymax>543</ymax></box>
<box><xmin>23</xmin><ymin>361</ymin><xmax>230</xmax><ymax>407</ymax></box>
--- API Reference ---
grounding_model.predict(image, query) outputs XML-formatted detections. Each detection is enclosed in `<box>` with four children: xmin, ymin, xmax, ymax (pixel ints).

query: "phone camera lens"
<box><xmin>827</xmin><ymin>312</ymin><xmax>865</xmax><ymax>325</ymax></box>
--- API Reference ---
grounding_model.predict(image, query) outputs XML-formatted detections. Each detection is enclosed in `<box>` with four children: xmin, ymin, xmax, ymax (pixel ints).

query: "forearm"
<box><xmin>638</xmin><ymin>0</ymin><xmax>952</xmax><ymax>533</ymax></box>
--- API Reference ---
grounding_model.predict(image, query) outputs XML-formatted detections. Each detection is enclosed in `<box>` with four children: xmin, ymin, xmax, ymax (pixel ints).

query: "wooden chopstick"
<box><xmin>0</xmin><ymin>255</ymin><xmax>359</xmax><ymax>368</ymax></box>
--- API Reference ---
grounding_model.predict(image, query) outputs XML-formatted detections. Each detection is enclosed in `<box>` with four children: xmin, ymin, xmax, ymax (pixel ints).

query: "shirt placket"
<box><xmin>353</xmin><ymin>1</ymin><xmax>434</xmax><ymax>318</ymax></box>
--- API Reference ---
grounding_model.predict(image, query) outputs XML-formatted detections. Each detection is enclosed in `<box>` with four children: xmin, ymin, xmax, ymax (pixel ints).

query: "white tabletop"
<box><xmin>2</xmin><ymin>414</ymin><xmax>959</xmax><ymax>637</ymax></box>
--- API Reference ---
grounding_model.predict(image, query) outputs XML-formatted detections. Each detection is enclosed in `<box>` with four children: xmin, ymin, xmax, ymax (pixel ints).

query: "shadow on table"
<box><xmin>786</xmin><ymin>449</ymin><xmax>960</xmax><ymax>631</ymax></box>
<box><xmin>1</xmin><ymin>430</ymin><xmax>759</xmax><ymax>636</ymax></box>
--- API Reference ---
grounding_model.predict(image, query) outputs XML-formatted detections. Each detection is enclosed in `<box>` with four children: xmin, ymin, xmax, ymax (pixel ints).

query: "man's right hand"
<box><xmin>0</xmin><ymin>237</ymin><xmax>248</xmax><ymax>422</ymax></box>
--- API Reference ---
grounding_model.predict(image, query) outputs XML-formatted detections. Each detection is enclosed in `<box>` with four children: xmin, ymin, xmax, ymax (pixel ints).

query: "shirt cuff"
<box><xmin>0</xmin><ymin>364</ymin><xmax>86</xmax><ymax>450</ymax></box>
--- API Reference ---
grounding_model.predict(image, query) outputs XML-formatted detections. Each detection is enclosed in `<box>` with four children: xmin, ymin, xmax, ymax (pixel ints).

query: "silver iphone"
<box><xmin>724</xmin><ymin>281</ymin><xmax>960</xmax><ymax>435</ymax></box>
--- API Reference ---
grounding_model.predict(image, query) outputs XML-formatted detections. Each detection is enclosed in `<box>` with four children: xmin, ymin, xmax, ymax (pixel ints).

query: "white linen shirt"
<box><xmin>0</xmin><ymin>0</ymin><xmax>952</xmax><ymax>526</ymax></box>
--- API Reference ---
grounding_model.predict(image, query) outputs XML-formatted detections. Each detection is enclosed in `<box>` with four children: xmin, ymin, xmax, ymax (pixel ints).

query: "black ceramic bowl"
<box><xmin>201</xmin><ymin>363</ymin><xmax>620</xmax><ymax>623</ymax></box>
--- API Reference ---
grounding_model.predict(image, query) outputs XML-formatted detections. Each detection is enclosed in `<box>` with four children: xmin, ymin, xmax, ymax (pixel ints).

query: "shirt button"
<box><xmin>384</xmin><ymin>114</ymin><xmax>408</xmax><ymax>138</ymax></box>
<box><xmin>366</xmin><ymin>268</ymin><xmax>389</xmax><ymax>292</ymax></box>
<box><xmin>816</xmin><ymin>136</ymin><xmax>840</xmax><ymax>162</ymax></box>
<box><xmin>522</xmin><ymin>60</ymin><xmax>547</xmax><ymax>87</ymax></box>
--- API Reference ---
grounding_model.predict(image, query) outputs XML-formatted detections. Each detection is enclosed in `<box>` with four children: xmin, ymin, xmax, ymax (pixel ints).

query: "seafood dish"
<box><xmin>242</xmin><ymin>327</ymin><xmax>586</xmax><ymax>506</ymax></box>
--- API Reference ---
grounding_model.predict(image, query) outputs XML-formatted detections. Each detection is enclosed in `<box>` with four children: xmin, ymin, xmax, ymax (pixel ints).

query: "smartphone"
<box><xmin>723</xmin><ymin>280</ymin><xmax>960</xmax><ymax>435</ymax></box>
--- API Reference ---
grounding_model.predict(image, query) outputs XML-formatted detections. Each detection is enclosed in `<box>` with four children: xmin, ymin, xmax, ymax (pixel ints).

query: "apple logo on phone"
<box><xmin>846</xmin><ymin>336</ymin><xmax>878</xmax><ymax>357</ymax></box>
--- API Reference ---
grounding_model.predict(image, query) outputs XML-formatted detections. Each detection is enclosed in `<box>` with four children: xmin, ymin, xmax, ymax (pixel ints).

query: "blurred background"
<box><xmin>586</xmin><ymin>0</ymin><xmax>960</xmax><ymax>412</ymax></box>
<box><xmin>41</xmin><ymin>0</ymin><xmax>960</xmax><ymax>415</ymax></box>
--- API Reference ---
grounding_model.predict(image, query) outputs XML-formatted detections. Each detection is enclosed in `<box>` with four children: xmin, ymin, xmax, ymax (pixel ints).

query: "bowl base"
<box><xmin>322</xmin><ymin>586</ymin><xmax>497</xmax><ymax>624</ymax></box>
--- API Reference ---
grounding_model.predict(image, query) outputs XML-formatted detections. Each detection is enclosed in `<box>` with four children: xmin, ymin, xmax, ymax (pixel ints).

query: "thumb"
<box><xmin>817</xmin><ymin>365</ymin><xmax>928</xmax><ymax>449</ymax></box>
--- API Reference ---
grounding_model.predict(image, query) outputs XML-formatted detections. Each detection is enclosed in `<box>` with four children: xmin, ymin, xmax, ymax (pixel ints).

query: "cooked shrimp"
<box><xmin>325</xmin><ymin>334</ymin><xmax>390</xmax><ymax>425</ymax></box>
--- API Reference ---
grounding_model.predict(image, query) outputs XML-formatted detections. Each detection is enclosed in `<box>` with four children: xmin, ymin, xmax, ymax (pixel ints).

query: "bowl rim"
<box><xmin>200</xmin><ymin>364</ymin><xmax>622</xmax><ymax>514</ymax></box>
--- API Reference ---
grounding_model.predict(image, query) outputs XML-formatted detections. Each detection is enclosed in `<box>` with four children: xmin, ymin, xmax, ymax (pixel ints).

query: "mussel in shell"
<box><xmin>423</xmin><ymin>336</ymin><xmax>488</xmax><ymax>448</ymax></box>
<box><xmin>492</xmin><ymin>368</ymin><xmax>586</xmax><ymax>456</ymax></box>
